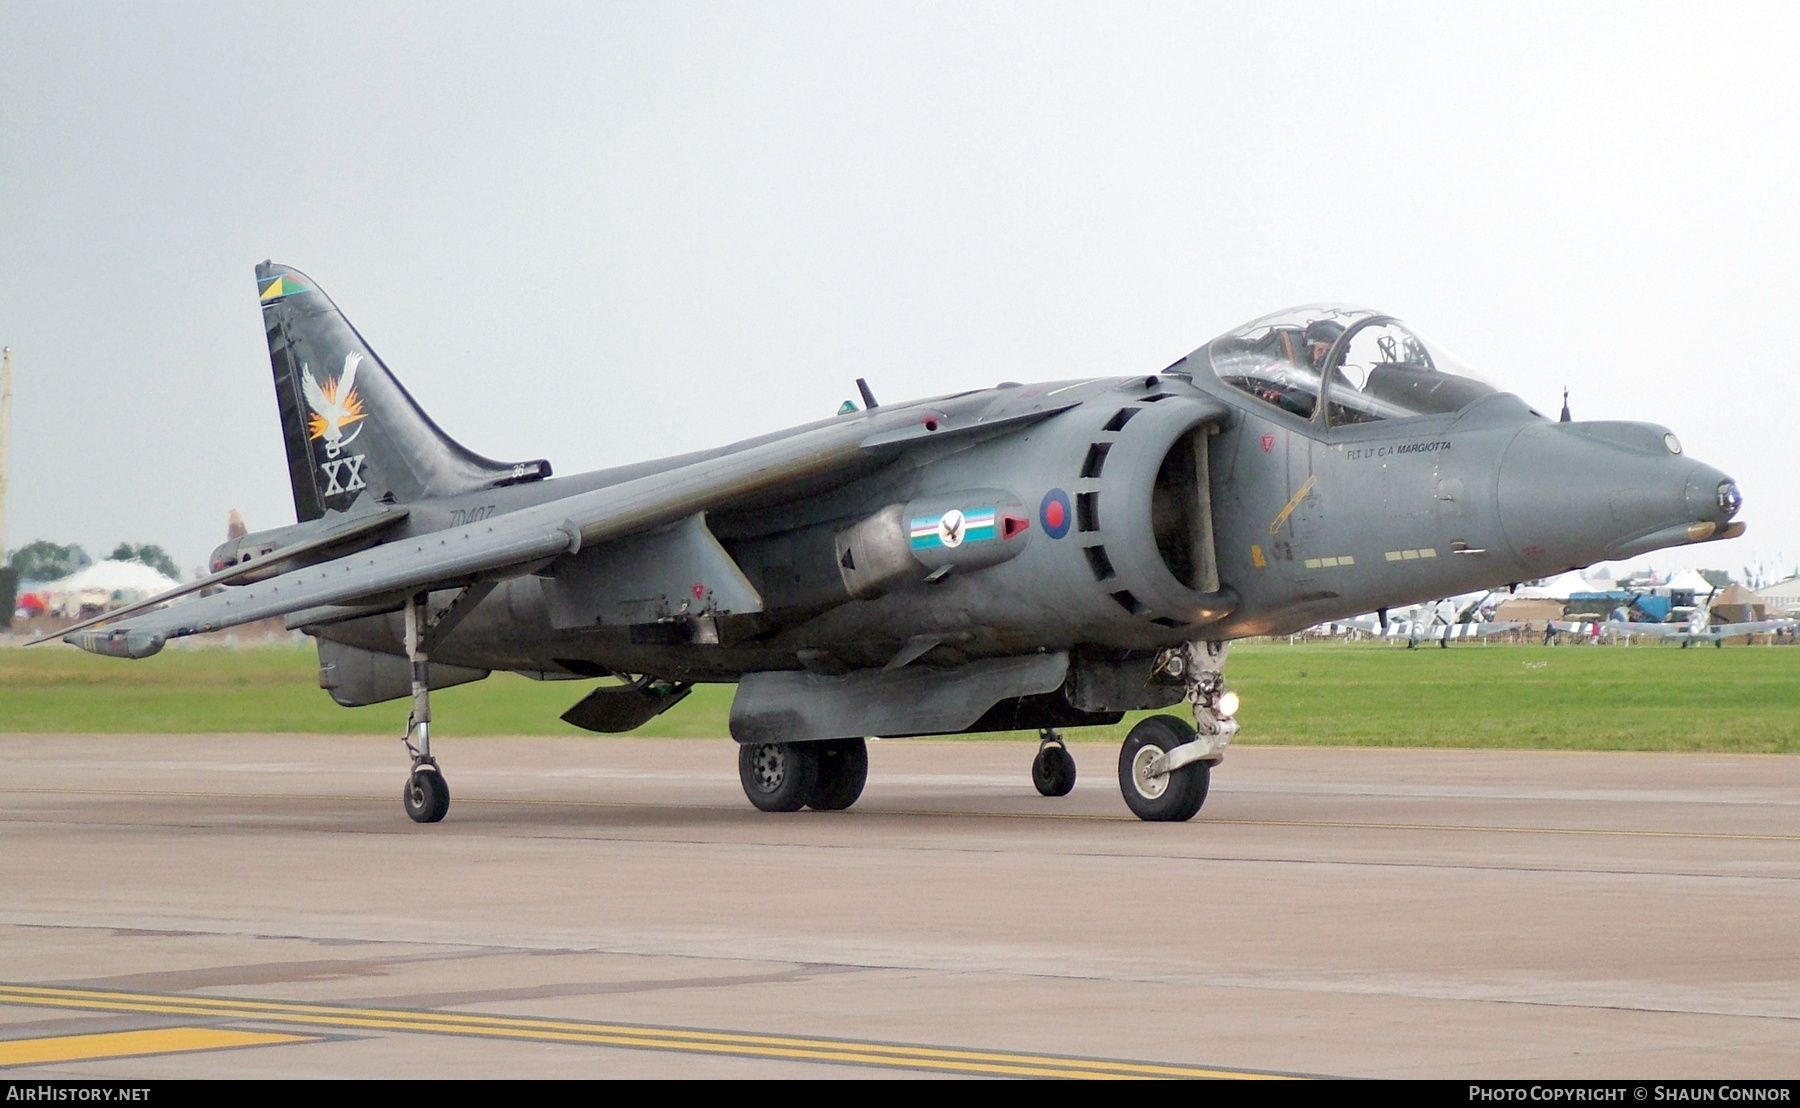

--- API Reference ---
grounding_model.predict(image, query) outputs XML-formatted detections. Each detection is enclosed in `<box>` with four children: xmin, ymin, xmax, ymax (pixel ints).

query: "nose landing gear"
<box><xmin>1121</xmin><ymin>640</ymin><xmax>1237</xmax><ymax>822</ymax></box>
<box><xmin>1119</xmin><ymin>715</ymin><xmax>1209</xmax><ymax>821</ymax></box>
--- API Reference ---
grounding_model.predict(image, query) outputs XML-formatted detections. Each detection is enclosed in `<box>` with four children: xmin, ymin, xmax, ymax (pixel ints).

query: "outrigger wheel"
<box><xmin>404</xmin><ymin>764</ymin><xmax>450</xmax><ymax>824</ymax></box>
<box><xmin>1031</xmin><ymin>730</ymin><xmax>1077</xmax><ymax>797</ymax></box>
<box><xmin>399</xmin><ymin>590</ymin><xmax>453</xmax><ymax>825</ymax></box>
<box><xmin>1117</xmin><ymin>715</ymin><xmax>1209</xmax><ymax>822</ymax></box>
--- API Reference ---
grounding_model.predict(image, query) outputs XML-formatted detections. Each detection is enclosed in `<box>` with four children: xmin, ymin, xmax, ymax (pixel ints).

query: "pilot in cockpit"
<box><xmin>1234</xmin><ymin>320</ymin><xmax>1339</xmax><ymax>417</ymax></box>
<box><xmin>1212</xmin><ymin>306</ymin><xmax>1502</xmax><ymax>425</ymax></box>
<box><xmin>1249</xmin><ymin>319</ymin><xmax>1343</xmax><ymax>373</ymax></box>
<box><xmin>1221</xmin><ymin>315</ymin><xmax>1359</xmax><ymax>420</ymax></box>
<box><xmin>1302</xmin><ymin>320</ymin><xmax>1345</xmax><ymax>374</ymax></box>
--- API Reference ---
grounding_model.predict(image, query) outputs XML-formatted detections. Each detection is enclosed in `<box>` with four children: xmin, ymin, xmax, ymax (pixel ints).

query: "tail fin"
<box><xmin>256</xmin><ymin>261</ymin><xmax>550</xmax><ymax>522</ymax></box>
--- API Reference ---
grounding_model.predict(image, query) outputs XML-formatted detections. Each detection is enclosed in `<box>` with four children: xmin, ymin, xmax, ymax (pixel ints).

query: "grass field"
<box><xmin>2</xmin><ymin>639</ymin><xmax>1796</xmax><ymax>751</ymax></box>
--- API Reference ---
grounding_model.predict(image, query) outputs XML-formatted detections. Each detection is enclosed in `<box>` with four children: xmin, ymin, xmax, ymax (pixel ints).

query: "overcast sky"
<box><xmin>1</xmin><ymin>2</ymin><xmax>1794</xmax><ymax>583</ymax></box>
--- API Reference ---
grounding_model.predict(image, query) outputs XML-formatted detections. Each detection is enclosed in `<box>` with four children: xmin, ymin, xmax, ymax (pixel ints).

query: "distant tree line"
<box><xmin>5</xmin><ymin>540</ymin><xmax>181</xmax><ymax>583</ymax></box>
<box><xmin>6</xmin><ymin>540</ymin><xmax>90</xmax><ymax>583</ymax></box>
<box><xmin>107</xmin><ymin>543</ymin><xmax>182</xmax><ymax>580</ymax></box>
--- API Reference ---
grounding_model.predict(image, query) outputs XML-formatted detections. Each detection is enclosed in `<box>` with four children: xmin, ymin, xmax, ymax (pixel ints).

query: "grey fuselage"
<box><xmin>267</xmin><ymin>356</ymin><xmax>1739</xmax><ymax>686</ymax></box>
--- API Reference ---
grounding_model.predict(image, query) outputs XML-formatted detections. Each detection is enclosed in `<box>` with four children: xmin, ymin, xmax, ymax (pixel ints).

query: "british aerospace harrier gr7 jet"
<box><xmin>50</xmin><ymin>264</ymin><xmax>1748</xmax><ymax>823</ymax></box>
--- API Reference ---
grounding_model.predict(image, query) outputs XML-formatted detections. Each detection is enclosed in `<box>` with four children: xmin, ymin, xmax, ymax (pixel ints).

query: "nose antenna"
<box><xmin>1559</xmin><ymin>388</ymin><xmax>1571</xmax><ymax>423</ymax></box>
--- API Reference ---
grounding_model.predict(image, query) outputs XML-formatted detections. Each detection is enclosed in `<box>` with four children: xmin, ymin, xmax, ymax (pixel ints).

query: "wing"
<box><xmin>338</xmin><ymin>352</ymin><xmax>360</xmax><ymax>400</ymax></box>
<box><xmin>1604</xmin><ymin>620</ymin><xmax>1688</xmax><ymax>638</ymax></box>
<box><xmin>30</xmin><ymin>506</ymin><xmax>409</xmax><ymax>647</ymax></box>
<box><xmin>1471</xmin><ymin>621</ymin><xmax>1522</xmax><ymax>635</ymax></box>
<box><xmin>66</xmin><ymin>392</ymin><xmax>1112</xmax><ymax>659</ymax></box>
<box><xmin>1709</xmin><ymin>619</ymin><xmax>1797</xmax><ymax>637</ymax></box>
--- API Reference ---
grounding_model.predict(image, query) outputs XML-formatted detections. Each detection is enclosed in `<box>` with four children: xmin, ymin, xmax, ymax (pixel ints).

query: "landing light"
<box><xmin>1217</xmin><ymin>691</ymin><xmax>1240</xmax><ymax>718</ymax></box>
<box><xmin>1664</xmin><ymin>433</ymin><xmax>1682</xmax><ymax>455</ymax></box>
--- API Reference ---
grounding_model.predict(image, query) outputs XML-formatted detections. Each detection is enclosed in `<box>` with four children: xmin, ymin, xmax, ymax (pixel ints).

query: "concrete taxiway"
<box><xmin>1</xmin><ymin>734</ymin><xmax>1798</xmax><ymax>1078</ymax></box>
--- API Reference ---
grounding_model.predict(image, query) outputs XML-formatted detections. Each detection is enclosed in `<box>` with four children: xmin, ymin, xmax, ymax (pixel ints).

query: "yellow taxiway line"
<box><xmin>0</xmin><ymin>983</ymin><xmax>1287</xmax><ymax>1079</ymax></box>
<box><xmin>0</xmin><ymin>1026</ymin><xmax>315</xmax><ymax>1068</ymax></box>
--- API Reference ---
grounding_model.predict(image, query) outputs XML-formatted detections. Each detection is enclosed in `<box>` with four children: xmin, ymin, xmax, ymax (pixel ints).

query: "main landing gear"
<box><xmin>397</xmin><ymin>585</ymin><xmax>492</xmax><ymax>824</ymax></box>
<box><xmin>1117</xmin><ymin>640</ymin><xmax>1238</xmax><ymax>822</ymax></box>
<box><xmin>738</xmin><ymin>738</ymin><xmax>869</xmax><ymax>812</ymax></box>
<box><xmin>1031</xmin><ymin>729</ymin><xmax>1076</xmax><ymax>796</ymax></box>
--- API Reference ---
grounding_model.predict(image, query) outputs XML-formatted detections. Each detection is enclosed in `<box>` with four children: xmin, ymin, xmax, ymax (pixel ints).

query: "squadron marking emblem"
<box><xmin>303</xmin><ymin>353</ymin><xmax>369</xmax><ymax>498</ymax></box>
<box><xmin>303</xmin><ymin>353</ymin><xmax>368</xmax><ymax>459</ymax></box>
<box><xmin>910</xmin><ymin>507</ymin><xmax>997</xmax><ymax>551</ymax></box>
<box><xmin>938</xmin><ymin>509</ymin><xmax>966</xmax><ymax>548</ymax></box>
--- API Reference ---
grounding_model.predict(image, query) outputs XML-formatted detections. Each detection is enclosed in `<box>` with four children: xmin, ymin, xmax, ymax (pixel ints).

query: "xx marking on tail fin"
<box><xmin>320</xmin><ymin>455</ymin><xmax>367</xmax><ymax>496</ymax></box>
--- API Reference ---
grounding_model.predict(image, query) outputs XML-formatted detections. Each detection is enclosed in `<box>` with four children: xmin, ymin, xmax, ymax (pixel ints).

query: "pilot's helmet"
<box><xmin>1301</xmin><ymin>320</ymin><xmax>1346</xmax><ymax>369</ymax></box>
<box><xmin>1302</xmin><ymin>319</ymin><xmax>1346</xmax><ymax>349</ymax></box>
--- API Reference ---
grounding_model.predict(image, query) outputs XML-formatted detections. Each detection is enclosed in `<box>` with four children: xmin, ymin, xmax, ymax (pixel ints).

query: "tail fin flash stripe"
<box><xmin>258</xmin><ymin>274</ymin><xmax>313</xmax><ymax>302</ymax></box>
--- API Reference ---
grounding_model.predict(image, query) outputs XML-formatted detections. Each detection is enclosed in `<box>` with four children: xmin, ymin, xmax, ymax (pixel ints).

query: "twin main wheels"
<box><xmin>738</xmin><ymin>738</ymin><xmax>868</xmax><ymax>812</ymax></box>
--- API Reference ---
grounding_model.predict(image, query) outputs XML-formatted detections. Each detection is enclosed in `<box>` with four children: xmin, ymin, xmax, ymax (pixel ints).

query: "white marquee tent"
<box><xmin>36</xmin><ymin>560</ymin><xmax>179</xmax><ymax>617</ymax></box>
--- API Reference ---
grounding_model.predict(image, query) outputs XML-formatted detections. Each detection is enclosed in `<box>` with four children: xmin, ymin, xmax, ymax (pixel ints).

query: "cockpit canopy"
<box><xmin>1204</xmin><ymin>305</ymin><xmax>1499</xmax><ymax>425</ymax></box>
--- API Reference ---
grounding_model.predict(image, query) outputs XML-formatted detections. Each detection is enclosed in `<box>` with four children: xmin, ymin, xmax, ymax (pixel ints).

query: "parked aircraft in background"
<box><xmin>43</xmin><ymin>270</ymin><xmax>1748</xmax><ymax>823</ymax></box>
<box><xmin>1605</xmin><ymin>607</ymin><xmax>1796</xmax><ymax>647</ymax></box>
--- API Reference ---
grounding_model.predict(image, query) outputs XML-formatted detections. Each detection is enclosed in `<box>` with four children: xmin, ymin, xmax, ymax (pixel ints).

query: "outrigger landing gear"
<box><xmin>1122</xmin><ymin>641</ymin><xmax>1238</xmax><ymax>822</ymax></box>
<box><xmin>401</xmin><ymin>591</ymin><xmax>448</xmax><ymax>823</ymax></box>
<box><xmin>1031</xmin><ymin>728</ymin><xmax>1076</xmax><ymax>796</ymax></box>
<box><xmin>397</xmin><ymin>585</ymin><xmax>493</xmax><ymax>824</ymax></box>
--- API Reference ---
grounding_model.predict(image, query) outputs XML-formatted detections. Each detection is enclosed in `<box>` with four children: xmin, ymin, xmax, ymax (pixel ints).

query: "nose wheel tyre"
<box><xmin>739</xmin><ymin>742</ymin><xmax>821</xmax><ymax>812</ymax></box>
<box><xmin>1118</xmin><ymin>715</ymin><xmax>1209</xmax><ymax>822</ymax></box>
<box><xmin>1032</xmin><ymin>744</ymin><xmax>1077</xmax><ymax>797</ymax></box>
<box><xmin>807</xmin><ymin>738</ymin><xmax>869</xmax><ymax>811</ymax></box>
<box><xmin>403</xmin><ymin>766</ymin><xmax>450</xmax><ymax>824</ymax></box>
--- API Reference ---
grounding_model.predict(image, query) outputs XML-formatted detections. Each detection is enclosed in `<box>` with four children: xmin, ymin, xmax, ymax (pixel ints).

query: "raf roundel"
<box><xmin>1039</xmin><ymin>488</ymin><xmax>1072</xmax><ymax>540</ymax></box>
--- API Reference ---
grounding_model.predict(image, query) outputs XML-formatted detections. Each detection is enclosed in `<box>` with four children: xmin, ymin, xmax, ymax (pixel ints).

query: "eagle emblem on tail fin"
<box><xmin>303</xmin><ymin>353</ymin><xmax>367</xmax><ymax>458</ymax></box>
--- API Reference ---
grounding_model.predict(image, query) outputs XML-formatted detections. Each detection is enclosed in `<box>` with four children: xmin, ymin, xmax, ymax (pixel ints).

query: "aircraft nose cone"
<box><xmin>1499</xmin><ymin>421</ymin><xmax>1734</xmax><ymax>573</ymax></box>
<box><xmin>1691</xmin><ymin>473</ymin><xmax>1742</xmax><ymax>523</ymax></box>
